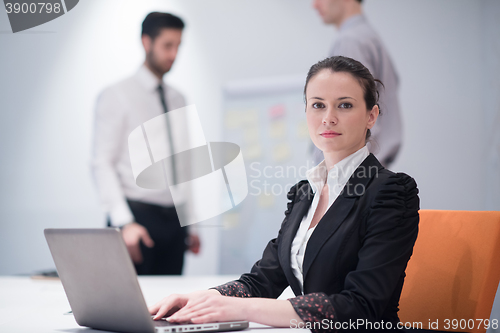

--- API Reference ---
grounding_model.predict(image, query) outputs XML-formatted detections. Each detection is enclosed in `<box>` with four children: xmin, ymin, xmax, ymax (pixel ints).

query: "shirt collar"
<box><xmin>306</xmin><ymin>145</ymin><xmax>370</xmax><ymax>194</ymax></box>
<box><xmin>135</xmin><ymin>64</ymin><xmax>163</xmax><ymax>92</ymax></box>
<box><xmin>339</xmin><ymin>14</ymin><xmax>366</xmax><ymax>32</ymax></box>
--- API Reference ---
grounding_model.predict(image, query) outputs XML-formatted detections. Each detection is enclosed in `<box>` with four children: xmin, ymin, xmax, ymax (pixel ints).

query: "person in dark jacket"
<box><xmin>148</xmin><ymin>56</ymin><xmax>419</xmax><ymax>332</ymax></box>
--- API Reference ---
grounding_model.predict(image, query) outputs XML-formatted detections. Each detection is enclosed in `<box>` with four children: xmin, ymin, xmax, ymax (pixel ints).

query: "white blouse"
<box><xmin>290</xmin><ymin>146</ymin><xmax>370</xmax><ymax>293</ymax></box>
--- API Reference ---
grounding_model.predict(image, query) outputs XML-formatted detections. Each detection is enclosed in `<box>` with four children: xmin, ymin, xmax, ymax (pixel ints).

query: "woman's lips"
<box><xmin>320</xmin><ymin>131</ymin><xmax>341</xmax><ymax>138</ymax></box>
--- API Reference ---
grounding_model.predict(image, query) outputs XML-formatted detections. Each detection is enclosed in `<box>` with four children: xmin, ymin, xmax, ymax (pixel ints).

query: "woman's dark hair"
<box><xmin>142</xmin><ymin>12</ymin><xmax>185</xmax><ymax>40</ymax></box>
<box><xmin>304</xmin><ymin>55</ymin><xmax>382</xmax><ymax>141</ymax></box>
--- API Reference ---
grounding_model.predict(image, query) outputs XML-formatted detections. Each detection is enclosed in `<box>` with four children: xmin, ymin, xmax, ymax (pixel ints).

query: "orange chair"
<box><xmin>399</xmin><ymin>210</ymin><xmax>500</xmax><ymax>333</ymax></box>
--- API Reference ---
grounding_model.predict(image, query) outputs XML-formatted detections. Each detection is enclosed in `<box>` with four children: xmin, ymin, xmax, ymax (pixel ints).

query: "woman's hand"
<box><xmin>149</xmin><ymin>289</ymin><xmax>303</xmax><ymax>328</ymax></box>
<box><xmin>148</xmin><ymin>289</ymin><xmax>221</xmax><ymax>320</ymax></box>
<box><xmin>165</xmin><ymin>293</ymin><xmax>248</xmax><ymax>324</ymax></box>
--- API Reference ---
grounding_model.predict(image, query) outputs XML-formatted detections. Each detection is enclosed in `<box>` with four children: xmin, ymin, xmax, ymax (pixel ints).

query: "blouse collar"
<box><xmin>306</xmin><ymin>146</ymin><xmax>370</xmax><ymax>197</ymax></box>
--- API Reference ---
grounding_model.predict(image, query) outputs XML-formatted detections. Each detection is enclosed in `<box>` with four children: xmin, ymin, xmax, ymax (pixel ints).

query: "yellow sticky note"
<box><xmin>273</xmin><ymin>143</ymin><xmax>291</xmax><ymax>162</ymax></box>
<box><xmin>225</xmin><ymin>111</ymin><xmax>241</xmax><ymax>129</ymax></box>
<box><xmin>269</xmin><ymin>120</ymin><xmax>286</xmax><ymax>139</ymax></box>
<box><xmin>244</xmin><ymin>144</ymin><xmax>262</xmax><ymax>160</ymax></box>
<box><xmin>297</xmin><ymin>120</ymin><xmax>309</xmax><ymax>138</ymax></box>
<box><xmin>244</xmin><ymin>127</ymin><xmax>260</xmax><ymax>143</ymax></box>
<box><xmin>222</xmin><ymin>212</ymin><xmax>240</xmax><ymax>229</ymax></box>
<box><xmin>258</xmin><ymin>193</ymin><xmax>275</xmax><ymax>208</ymax></box>
<box><xmin>242</xmin><ymin>109</ymin><xmax>259</xmax><ymax>125</ymax></box>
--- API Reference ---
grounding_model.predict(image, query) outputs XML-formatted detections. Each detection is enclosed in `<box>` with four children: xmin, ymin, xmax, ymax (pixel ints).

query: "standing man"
<box><xmin>312</xmin><ymin>0</ymin><xmax>402</xmax><ymax>167</ymax></box>
<box><xmin>91</xmin><ymin>12</ymin><xmax>200</xmax><ymax>275</ymax></box>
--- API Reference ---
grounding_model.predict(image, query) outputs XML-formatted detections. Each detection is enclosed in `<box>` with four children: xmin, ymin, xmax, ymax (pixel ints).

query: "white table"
<box><xmin>0</xmin><ymin>275</ymin><xmax>306</xmax><ymax>332</ymax></box>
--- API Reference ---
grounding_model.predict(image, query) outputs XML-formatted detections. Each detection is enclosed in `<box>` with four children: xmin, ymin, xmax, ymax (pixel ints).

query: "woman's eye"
<box><xmin>312</xmin><ymin>102</ymin><xmax>325</xmax><ymax>109</ymax></box>
<box><xmin>339</xmin><ymin>102</ymin><xmax>352</xmax><ymax>109</ymax></box>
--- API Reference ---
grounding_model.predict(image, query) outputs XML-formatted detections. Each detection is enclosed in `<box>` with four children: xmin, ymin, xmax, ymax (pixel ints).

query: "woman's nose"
<box><xmin>322</xmin><ymin>109</ymin><xmax>338</xmax><ymax>125</ymax></box>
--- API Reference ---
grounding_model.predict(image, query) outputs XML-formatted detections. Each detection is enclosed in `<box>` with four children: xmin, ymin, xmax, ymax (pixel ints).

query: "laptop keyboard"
<box><xmin>152</xmin><ymin>319</ymin><xmax>223</xmax><ymax>333</ymax></box>
<box><xmin>152</xmin><ymin>319</ymin><xmax>192</xmax><ymax>327</ymax></box>
<box><xmin>152</xmin><ymin>318</ymin><xmax>182</xmax><ymax>326</ymax></box>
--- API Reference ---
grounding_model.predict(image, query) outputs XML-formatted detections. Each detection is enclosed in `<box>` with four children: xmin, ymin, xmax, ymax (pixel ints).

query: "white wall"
<box><xmin>0</xmin><ymin>0</ymin><xmax>498</xmax><ymax>275</ymax></box>
<box><xmin>374</xmin><ymin>0</ymin><xmax>486</xmax><ymax>211</ymax></box>
<box><xmin>480</xmin><ymin>0</ymin><xmax>500</xmax><ymax>211</ymax></box>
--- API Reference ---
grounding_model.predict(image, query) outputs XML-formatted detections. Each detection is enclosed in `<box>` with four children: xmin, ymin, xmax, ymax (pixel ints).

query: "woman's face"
<box><xmin>305</xmin><ymin>69</ymin><xmax>378</xmax><ymax>156</ymax></box>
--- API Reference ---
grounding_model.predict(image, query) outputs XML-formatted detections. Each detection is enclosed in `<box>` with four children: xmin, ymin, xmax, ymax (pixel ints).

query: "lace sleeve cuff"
<box><xmin>288</xmin><ymin>292</ymin><xmax>337</xmax><ymax>333</ymax></box>
<box><xmin>210</xmin><ymin>281</ymin><xmax>252</xmax><ymax>298</ymax></box>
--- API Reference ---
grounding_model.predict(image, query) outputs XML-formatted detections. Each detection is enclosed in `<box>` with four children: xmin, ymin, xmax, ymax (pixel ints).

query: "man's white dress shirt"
<box><xmin>91</xmin><ymin>65</ymin><xmax>187</xmax><ymax>227</ymax></box>
<box><xmin>291</xmin><ymin>146</ymin><xmax>370</xmax><ymax>293</ymax></box>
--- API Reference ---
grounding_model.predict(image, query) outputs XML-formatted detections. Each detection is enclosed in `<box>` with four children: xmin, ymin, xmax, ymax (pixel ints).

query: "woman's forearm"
<box><xmin>155</xmin><ymin>290</ymin><xmax>304</xmax><ymax>327</ymax></box>
<box><xmin>245</xmin><ymin>298</ymin><xmax>303</xmax><ymax>328</ymax></box>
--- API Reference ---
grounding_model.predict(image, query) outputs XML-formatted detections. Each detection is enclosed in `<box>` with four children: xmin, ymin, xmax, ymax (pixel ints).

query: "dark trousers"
<box><xmin>109</xmin><ymin>200</ymin><xmax>187</xmax><ymax>275</ymax></box>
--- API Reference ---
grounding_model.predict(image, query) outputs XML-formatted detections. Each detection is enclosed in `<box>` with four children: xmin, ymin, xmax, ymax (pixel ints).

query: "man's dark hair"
<box><xmin>357</xmin><ymin>0</ymin><xmax>363</xmax><ymax>3</ymax></box>
<box><xmin>142</xmin><ymin>12</ymin><xmax>184</xmax><ymax>40</ymax></box>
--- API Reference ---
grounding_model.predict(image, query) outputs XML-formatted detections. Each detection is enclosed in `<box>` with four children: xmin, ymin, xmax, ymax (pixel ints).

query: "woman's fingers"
<box><xmin>190</xmin><ymin>313</ymin><xmax>218</xmax><ymax>324</ymax></box>
<box><xmin>166</xmin><ymin>305</ymin><xmax>200</xmax><ymax>321</ymax></box>
<box><xmin>168</xmin><ymin>306</ymin><xmax>215</xmax><ymax>323</ymax></box>
<box><xmin>148</xmin><ymin>294</ymin><xmax>185</xmax><ymax>319</ymax></box>
<box><xmin>167</xmin><ymin>297</ymin><xmax>213</xmax><ymax>321</ymax></box>
<box><xmin>153</xmin><ymin>304</ymin><xmax>172</xmax><ymax>320</ymax></box>
<box><xmin>167</xmin><ymin>296</ymin><xmax>245</xmax><ymax>324</ymax></box>
<box><xmin>149</xmin><ymin>291</ymin><xmax>229</xmax><ymax>323</ymax></box>
<box><xmin>148</xmin><ymin>301</ymin><xmax>161</xmax><ymax>315</ymax></box>
<box><xmin>174</xmin><ymin>297</ymin><xmax>208</xmax><ymax>314</ymax></box>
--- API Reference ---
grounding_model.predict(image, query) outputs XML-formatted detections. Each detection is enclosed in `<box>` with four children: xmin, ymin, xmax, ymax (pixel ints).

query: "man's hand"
<box><xmin>121</xmin><ymin>222</ymin><xmax>154</xmax><ymax>264</ymax></box>
<box><xmin>186</xmin><ymin>234</ymin><xmax>201</xmax><ymax>254</ymax></box>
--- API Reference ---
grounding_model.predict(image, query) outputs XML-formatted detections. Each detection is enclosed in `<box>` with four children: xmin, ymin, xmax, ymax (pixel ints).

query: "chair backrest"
<box><xmin>399</xmin><ymin>210</ymin><xmax>500</xmax><ymax>333</ymax></box>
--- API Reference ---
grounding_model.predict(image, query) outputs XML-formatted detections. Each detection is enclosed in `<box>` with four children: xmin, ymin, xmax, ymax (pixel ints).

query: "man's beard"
<box><xmin>146</xmin><ymin>50</ymin><xmax>171</xmax><ymax>76</ymax></box>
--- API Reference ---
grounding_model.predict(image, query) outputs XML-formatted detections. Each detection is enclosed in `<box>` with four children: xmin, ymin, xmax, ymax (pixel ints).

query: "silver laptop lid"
<box><xmin>45</xmin><ymin>228</ymin><xmax>155</xmax><ymax>333</ymax></box>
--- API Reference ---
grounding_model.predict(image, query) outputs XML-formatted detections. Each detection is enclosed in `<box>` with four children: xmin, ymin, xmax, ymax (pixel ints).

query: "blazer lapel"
<box><xmin>279</xmin><ymin>183</ymin><xmax>314</xmax><ymax>295</ymax></box>
<box><xmin>302</xmin><ymin>154</ymin><xmax>383</xmax><ymax>282</ymax></box>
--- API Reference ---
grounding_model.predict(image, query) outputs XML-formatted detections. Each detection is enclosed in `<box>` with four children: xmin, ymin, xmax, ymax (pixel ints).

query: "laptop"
<box><xmin>44</xmin><ymin>228</ymin><xmax>249</xmax><ymax>333</ymax></box>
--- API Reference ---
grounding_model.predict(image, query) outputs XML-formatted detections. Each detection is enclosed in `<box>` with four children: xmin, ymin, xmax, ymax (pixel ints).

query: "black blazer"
<box><xmin>236</xmin><ymin>154</ymin><xmax>419</xmax><ymax>325</ymax></box>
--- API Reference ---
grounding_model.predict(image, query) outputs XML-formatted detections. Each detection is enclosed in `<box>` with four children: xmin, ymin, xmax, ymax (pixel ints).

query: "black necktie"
<box><xmin>157</xmin><ymin>84</ymin><xmax>177</xmax><ymax>185</ymax></box>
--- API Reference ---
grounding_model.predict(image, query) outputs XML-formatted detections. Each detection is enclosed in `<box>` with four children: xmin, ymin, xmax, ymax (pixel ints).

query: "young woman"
<box><xmin>148</xmin><ymin>56</ymin><xmax>419</xmax><ymax>332</ymax></box>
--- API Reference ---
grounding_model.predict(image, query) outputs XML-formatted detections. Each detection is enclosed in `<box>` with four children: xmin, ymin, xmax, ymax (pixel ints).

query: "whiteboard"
<box><xmin>219</xmin><ymin>74</ymin><xmax>315</xmax><ymax>274</ymax></box>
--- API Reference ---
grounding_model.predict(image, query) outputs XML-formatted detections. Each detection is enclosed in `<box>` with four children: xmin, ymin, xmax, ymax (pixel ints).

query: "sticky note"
<box><xmin>258</xmin><ymin>193</ymin><xmax>275</xmax><ymax>208</ymax></box>
<box><xmin>268</xmin><ymin>104</ymin><xmax>286</xmax><ymax>119</ymax></box>
<box><xmin>225</xmin><ymin>111</ymin><xmax>241</xmax><ymax>129</ymax></box>
<box><xmin>272</xmin><ymin>143</ymin><xmax>291</xmax><ymax>162</ymax></box>
<box><xmin>269</xmin><ymin>120</ymin><xmax>286</xmax><ymax>139</ymax></box>
<box><xmin>245</xmin><ymin>144</ymin><xmax>262</xmax><ymax>160</ymax></box>
<box><xmin>297</xmin><ymin>120</ymin><xmax>309</xmax><ymax>138</ymax></box>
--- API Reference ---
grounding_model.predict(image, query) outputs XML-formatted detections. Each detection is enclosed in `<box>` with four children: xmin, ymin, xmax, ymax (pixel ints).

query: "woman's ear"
<box><xmin>367</xmin><ymin>105</ymin><xmax>379</xmax><ymax>129</ymax></box>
